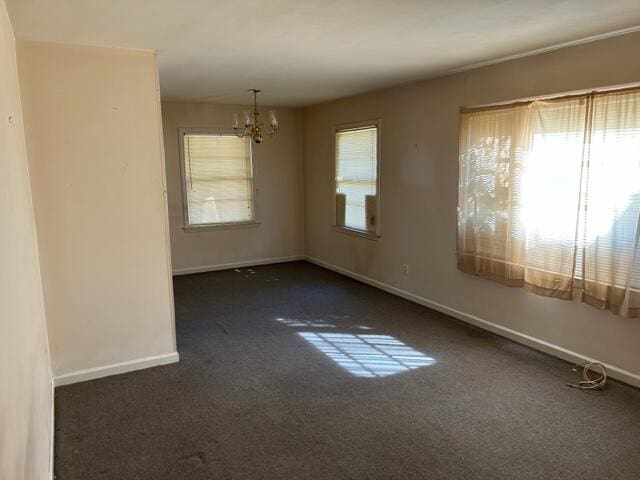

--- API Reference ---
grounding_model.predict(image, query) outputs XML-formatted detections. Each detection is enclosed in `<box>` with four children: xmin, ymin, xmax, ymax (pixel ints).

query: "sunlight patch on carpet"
<box><xmin>298</xmin><ymin>332</ymin><xmax>435</xmax><ymax>377</ymax></box>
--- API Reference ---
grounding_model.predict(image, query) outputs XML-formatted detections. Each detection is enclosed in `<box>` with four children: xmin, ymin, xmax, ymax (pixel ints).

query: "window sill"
<box><xmin>333</xmin><ymin>225</ymin><xmax>380</xmax><ymax>241</ymax></box>
<box><xmin>183</xmin><ymin>221</ymin><xmax>261</xmax><ymax>233</ymax></box>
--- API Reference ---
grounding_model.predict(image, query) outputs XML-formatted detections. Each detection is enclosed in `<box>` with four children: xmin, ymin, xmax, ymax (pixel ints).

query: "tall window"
<box><xmin>335</xmin><ymin>124</ymin><xmax>379</xmax><ymax>234</ymax></box>
<box><xmin>458</xmin><ymin>88</ymin><xmax>640</xmax><ymax>318</ymax></box>
<box><xmin>180</xmin><ymin>129</ymin><xmax>255</xmax><ymax>228</ymax></box>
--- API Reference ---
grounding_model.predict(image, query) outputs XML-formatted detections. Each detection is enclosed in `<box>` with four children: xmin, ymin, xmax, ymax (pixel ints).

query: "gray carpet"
<box><xmin>54</xmin><ymin>261</ymin><xmax>640</xmax><ymax>479</ymax></box>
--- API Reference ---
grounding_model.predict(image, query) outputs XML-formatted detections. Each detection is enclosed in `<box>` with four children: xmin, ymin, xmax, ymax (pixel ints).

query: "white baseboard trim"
<box><xmin>49</xmin><ymin>377</ymin><xmax>55</xmax><ymax>479</ymax></box>
<box><xmin>172</xmin><ymin>255</ymin><xmax>305</xmax><ymax>276</ymax></box>
<box><xmin>305</xmin><ymin>256</ymin><xmax>640</xmax><ymax>389</ymax></box>
<box><xmin>53</xmin><ymin>352</ymin><xmax>179</xmax><ymax>387</ymax></box>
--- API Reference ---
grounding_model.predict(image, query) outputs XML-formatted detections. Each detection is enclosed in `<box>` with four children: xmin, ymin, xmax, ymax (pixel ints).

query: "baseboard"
<box><xmin>305</xmin><ymin>256</ymin><xmax>640</xmax><ymax>389</ymax></box>
<box><xmin>49</xmin><ymin>376</ymin><xmax>55</xmax><ymax>479</ymax></box>
<box><xmin>172</xmin><ymin>255</ymin><xmax>305</xmax><ymax>276</ymax></box>
<box><xmin>53</xmin><ymin>352</ymin><xmax>179</xmax><ymax>387</ymax></box>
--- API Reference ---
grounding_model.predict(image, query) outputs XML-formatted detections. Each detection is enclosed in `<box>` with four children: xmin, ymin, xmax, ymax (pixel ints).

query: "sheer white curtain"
<box><xmin>522</xmin><ymin>97</ymin><xmax>588</xmax><ymax>297</ymax></box>
<box><xmin>458</xmin><ymin>88</ymin><xmax>640</xmax><ymax>317</ymax></box>
<box><xmin>457</xmin><ymin>103</ymin><xmax>531</xmax><ymax>285</ymax></box>
<box><xmin>582</xmin><ymin>90</ymin><xmax>640</xmax><ymax>316</ymax></box>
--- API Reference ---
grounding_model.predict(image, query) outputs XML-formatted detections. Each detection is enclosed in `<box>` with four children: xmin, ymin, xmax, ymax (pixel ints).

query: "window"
<box><xmin>458</xmin><ymin>87</ymin><xmax>640</xmax><ymax>318</ymax></box>
<box><xmin>179</xmin><ymin>129</ymin><xmax>255</xmax><ymax>229</ymax></box>
<box><xmin>334</xmin><ymin>123</ymin><xmax>379</xmax><ymax>235</ymax></box>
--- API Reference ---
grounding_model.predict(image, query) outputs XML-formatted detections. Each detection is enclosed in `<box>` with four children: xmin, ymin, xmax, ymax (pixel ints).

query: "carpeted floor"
<box><xmin>54</xmin><ymin>261</ymin><xmax>640</xmax><ymax>479</ymax></box>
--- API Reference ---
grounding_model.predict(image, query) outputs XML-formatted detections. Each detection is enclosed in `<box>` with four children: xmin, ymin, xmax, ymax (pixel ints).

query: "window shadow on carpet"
<box><xmin>298</xmin><ymin>332</ymin><xmax>436</xmax><ymax>378</ymax></box>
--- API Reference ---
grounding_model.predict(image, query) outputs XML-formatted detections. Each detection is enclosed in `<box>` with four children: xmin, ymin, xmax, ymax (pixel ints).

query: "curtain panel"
<box><xmin>457</xmin><ymin>88</ymin><xmax>640</xmax><ymax>318</ymax></box>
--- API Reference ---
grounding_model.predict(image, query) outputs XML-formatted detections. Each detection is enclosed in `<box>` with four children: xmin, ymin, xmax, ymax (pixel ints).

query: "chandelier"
<box><xmin>232</xmin><ymin>89</ymin><xmax>278</xmax><ymax>144</ymax></box>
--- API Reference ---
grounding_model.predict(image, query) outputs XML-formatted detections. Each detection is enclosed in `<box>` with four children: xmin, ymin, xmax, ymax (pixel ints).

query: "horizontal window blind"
<box><xmin>335</xmin><ymin>126</ymin><xmax>378</xmax><ymax>232</ymax></box>
<box><xmin>183</xmin><ymin>133</ymin><xmax>254</xmax><ymax>226</ymax></box>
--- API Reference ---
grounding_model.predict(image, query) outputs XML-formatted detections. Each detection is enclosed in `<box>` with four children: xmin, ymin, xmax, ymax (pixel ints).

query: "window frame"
<box><xmin>332</xmin><ymin>120</ymin><xmax>382</xmax><ymax>240</ymax></box>
<box><xmin>178</xmin><ymin>127</ymin><xmax>259</xmax><ymax>232</ymax></box>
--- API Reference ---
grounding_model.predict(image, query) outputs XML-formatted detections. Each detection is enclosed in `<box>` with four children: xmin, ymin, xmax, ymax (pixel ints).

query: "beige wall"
<box><xmin>17</xmin><ymin>41</ymin><xmax>177</xmax><ymax>378</ymax></box>
<box><xmin>303</xmin><ymin>31</ymin><xmax>640</xmax><ymax>381</ymax></box>
<box><xmin>162</xmin><ymin>102</ymin><xmax>304</xmax><ymax>273</ymax></box>
<box><xmin>0</xmin><ymin>2</ymin><xmax>52</xmax><ymax>478</ymax></box>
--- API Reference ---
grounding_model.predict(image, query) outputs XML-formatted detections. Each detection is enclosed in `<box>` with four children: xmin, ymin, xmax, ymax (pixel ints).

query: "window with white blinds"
<box><xmin>180</xmin><ymin>131</ymin><xmax>254</xmax><ymax>227</ymax></box>
<box><xmin>335</xmin><ymin>125</ymin><xmax>379</xmax><ymax>233</ymax></box>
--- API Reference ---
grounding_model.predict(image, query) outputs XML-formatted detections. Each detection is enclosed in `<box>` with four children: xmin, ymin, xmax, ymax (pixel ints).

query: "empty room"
<box><xmin>2</xmin><ymin>1</ymin><xmax>640</xmax><ymax>479</ymax></box>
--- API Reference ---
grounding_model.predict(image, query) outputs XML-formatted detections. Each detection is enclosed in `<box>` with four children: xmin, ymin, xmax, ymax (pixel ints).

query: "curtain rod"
<box><xmin>459</xmin><ymin>84</ymin><xmax>640</xmax><ymax>114</ymax></box>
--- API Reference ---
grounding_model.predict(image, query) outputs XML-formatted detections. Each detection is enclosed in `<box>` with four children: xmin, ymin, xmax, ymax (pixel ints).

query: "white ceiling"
<box><xmin>7</xmin><ymin>0</ymin><xmax>640</xmax><ymax>107</ymax></box>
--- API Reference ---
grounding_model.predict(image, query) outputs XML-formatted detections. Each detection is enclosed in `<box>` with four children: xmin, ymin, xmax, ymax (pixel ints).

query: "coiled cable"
<box><xmin>567</xmin><ymin>362</ymin><xmax>607</xmax><ymax>390</ymax></box>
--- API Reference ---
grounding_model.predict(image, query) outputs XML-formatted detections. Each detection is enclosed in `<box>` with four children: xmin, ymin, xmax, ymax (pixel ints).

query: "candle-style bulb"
<box><xmin>269</xmin><ymin>110</ymin><xmax>278</xmax><ymax>129</ymax></box>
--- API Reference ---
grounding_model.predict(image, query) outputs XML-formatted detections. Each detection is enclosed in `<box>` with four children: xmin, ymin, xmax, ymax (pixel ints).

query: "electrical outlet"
<box><xmin>402</xmin><ymin>264</ymin><xmax>409</xmax><ymax>276</ymax></box>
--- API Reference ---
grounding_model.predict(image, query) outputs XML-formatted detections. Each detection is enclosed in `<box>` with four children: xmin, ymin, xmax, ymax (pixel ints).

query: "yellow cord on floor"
<box><xmin>567</xmin><ymin>362</ymin><xmax>607</xmax><ymax>390</ymax></box>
